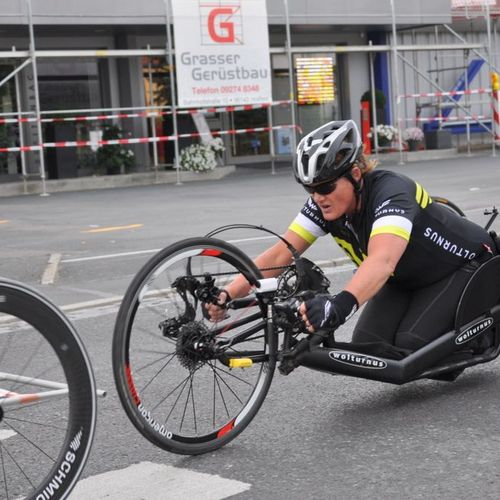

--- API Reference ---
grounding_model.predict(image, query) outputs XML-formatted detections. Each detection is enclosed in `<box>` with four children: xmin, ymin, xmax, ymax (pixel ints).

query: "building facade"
<box><xmin>0</xmin><ymin>0</ymin><xmax>498</xmax><ymax>182</ymax></box>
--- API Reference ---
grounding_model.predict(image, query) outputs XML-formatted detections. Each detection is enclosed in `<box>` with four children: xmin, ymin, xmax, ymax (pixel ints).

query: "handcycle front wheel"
<box><xmin>0</xmin><ymin>279</ymin><xmax>97</xmax><ymax>500</ymax></box>
<box><xmin>112</xmin><ymin>237</ymin><xmax>277</xmax><ymax>455</ymax></box>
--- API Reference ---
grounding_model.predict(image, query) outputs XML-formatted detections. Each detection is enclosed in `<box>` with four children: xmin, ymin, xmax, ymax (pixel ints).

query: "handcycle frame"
<box><xmin>217</xmin><ymin>205</ymin><xmax>500</xmax><ymax>385</ymax></box>
<box><xmin>226</xmin><ymin>280</ymin><xmax>500</xmax><ymax>385</ymax></box>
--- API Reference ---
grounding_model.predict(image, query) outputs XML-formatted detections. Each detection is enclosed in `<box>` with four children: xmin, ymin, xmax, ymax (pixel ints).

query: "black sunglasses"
<box><xmin>303</xmin><ymin>179</ymin><xmax>338</xmax><ymax>195</ymax></box>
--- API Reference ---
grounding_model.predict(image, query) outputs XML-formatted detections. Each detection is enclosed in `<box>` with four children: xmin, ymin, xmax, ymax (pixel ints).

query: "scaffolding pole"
<box><xmin>485</xmin><ymin>1</ymin><xmax>497</xmax><ymax>156</ymax></box>
<box><xmin>390</xmin><ymin>0</ymin><xmax>404</xmax><ymax>165</ymax></box>
<box><xmin>397</xmin><ymin>52</ymin><xmax>493</xmax><ymax>136</ymax></box>
<box><xmin>147</xmin><ymin>44</ymin><xmax>160</xmax><ymax>178</ymax></box>
<box><xmin>164</xmin><ymin>0</ymin><xmax>181</xmax><ymax>185</ymax></box>
<box><xmin>284</xmin><ymin>0</ymin><xmax>297</xmax><ymax>156</ymax></box>
<box><xmin>368</xmin><ymin>41</ymin><xmax>379</xmax><ymax>160</ymax></box>
<box><xmin>27</xmin><ymin>0</ymin><xmax>48</xmax><ymax>196</ymax></box>
<box><xmin>13</xmin><ymin>47</ymin><xmax>28</xmax><ymax>193</ymax></box>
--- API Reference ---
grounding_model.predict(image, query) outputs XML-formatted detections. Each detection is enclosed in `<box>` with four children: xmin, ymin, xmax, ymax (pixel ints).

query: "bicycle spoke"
<box><xmin>179</xmin><ymin>372</ymin><xmax>195</xmax><ymax>432</ymax></box>
<box><xmin>209</xmin><ymin>362</ymin><xmax>253</xmax><ymax>386</ymax></box>
<box><xmin>0</xmin><ymin>443</ymin><xmax>10</xmax><ymax>500</ymax></box>
<box><xmin>3</xmin><ymin>420</ymin><xmax>57</xmax><ymax>463</ymax></box>
<box><xmin>209</xmin><ymin>361</ymin><xmax>244</xmax><ymax>406</ymax></box>
<box><xmin>140</xmin><ymin>352</ymin><xmax>178</xmax><ymax>393</ymax></box>
<box><xmin>135</xmin><ymin>351</ymin><xmax>176</xmax><ymax>374</ymax></box>
<box><xmin>213</xmin><ymin>366</ymin><xmax>231</xmax><ymax>419</ymax></box>
<box><xmin>163</xmin><ymin>375</ymin><xmax>191</xmax><ymax>426</ymax></box>
<box><xmin>189</xmin><ymin>375</ymin><xmax>198</xmax><ymax>435</ymax></box>
<box><xmin>4</xmin><ymin>398</ymin><xmax>68</xmax><ymax>414</ymax></box>
<box><xmin>3</xmin><ymin>415</ymin><xmax>67</xmax><ymax>431</ymax></box>
<box><xmin>9</xmin><ymin>337</ymin><xmax>45</xmax><ymax>393</ymax></box>
<box><xmin>0</xmin><ymin>441</ymin><xmax>37</xmax><ymax>492</ymax></box>
<box><xmin>0</xmin><ymin>330</ymin><xmax>14</xmax><ymax>372</ymax></box>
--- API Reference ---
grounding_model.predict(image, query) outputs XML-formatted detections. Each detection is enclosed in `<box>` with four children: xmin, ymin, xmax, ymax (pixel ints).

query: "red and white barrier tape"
<box><xmin>398</xmin><ymin>88</ymin><xmax>492</xmax><ymax>101</ymax></box>
<box><xmin>0</xmin><ymin>124</ymin><xmax>301</xmax><ymax>153</ymax></box>
<box><xmin>403</xmin><ymin>115</ymin><xmax>488</xmax><ymax>122</ymax></box>
<box><xmin>0</xmin><ymin>100</ymin><xmax>292</xmax><ymax>125</ymax></box>
<box><xmin>493</xmin><ymin>90</ymin><xmax>500</xmax><ymax>141</ymax></box>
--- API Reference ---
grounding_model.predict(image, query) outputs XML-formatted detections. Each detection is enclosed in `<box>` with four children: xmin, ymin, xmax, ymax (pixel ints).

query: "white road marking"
<box><xmin>61</xmin><ymin>236</ymin><xmax>276</xmax><ymax>263</ymax></box>
<box><xmin>56</xmin><ymin>285</ymin><xmax>120</xmax><ymax>299</ymax></box>
<box><xmin>0</xmin><ymin>430</ymin><xmax>16</xmax><ymax>441</ymax></box>
<box><xmin>70</xmin><ymin>461</ymin><xmax>251</xmax><ymax>500</ymax></box>
<box><xmin>41</xmin><ymin>253</ymin><xmax>62</xmax><ymax>285</ymax></box>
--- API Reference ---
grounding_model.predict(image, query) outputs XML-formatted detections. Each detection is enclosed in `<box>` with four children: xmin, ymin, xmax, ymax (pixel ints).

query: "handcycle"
<box><xmin>112</xmin><ymin>203</ymin><xmax>500</xmax><ymax>456</ymax></box>
<box><xmin>0</xmin><ymin>278</ymin><xmax>98</xmax><ymax>499</ymax></box>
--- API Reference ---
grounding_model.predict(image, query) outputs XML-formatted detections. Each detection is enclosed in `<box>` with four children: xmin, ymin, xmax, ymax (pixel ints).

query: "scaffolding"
<box><xmin>0</xmin><ymin>0</ymin><xmax>499</xmax><ymax>195</ymax></box>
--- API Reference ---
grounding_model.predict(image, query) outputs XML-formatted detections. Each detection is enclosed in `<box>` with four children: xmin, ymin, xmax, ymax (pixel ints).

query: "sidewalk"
<box><xmin>0</xmin><ymin>147</ymin><xmax>495</xmax><ymax>198</ymax></box>
<box><xmin>0</xmin><ymin>165</ymin><xmax>236</xmax><ymax>197</ymax></box>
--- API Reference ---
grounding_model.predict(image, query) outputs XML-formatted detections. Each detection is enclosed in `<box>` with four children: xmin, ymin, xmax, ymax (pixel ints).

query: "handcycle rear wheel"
<box><xmin>432</xmin><ymin>196</ymin><xmax>466</xmax><ymax>217</ymax></box>
<box><xmin>0</xmin><ymin>279</ymin><xmax>96</xmax><ymax>500</ymax></box>
<box><xmin>112</xmin><ymin>237</ymin><xmax>277</xmax><ymax>455</ymax></box>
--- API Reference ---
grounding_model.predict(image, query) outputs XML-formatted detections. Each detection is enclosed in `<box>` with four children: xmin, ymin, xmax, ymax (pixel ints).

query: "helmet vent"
<box><xmin>301</xmin><ymin>153</ymin><xmax>309</xmax><ymax>175</ymax></box>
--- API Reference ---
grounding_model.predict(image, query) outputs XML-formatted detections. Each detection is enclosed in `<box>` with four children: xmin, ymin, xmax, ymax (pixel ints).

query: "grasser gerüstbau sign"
<box><xmin>172</xmin><ymin>0</ymin><xmax>272</xmax><ymax>107</ymax></box>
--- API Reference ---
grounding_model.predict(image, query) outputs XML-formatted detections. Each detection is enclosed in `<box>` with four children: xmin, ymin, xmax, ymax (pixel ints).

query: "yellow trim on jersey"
<box><xmin>415</xmin><ymin>182</ymin><xmax>432</xmax><ymax>209</ymax></box>
<box><xmin>288</xmin><ymin>221</ymin><xmax>317</xmax><ymax>244</ymax></box>
<box><xmin>333</xmin><ymin>237</ymin><xmax>366</xmax><ymax>267</ymax></box>
<box><xmin>415</xmin><ymin>182</ymin><xmax>423</xmax><ymax>205</ymax></box>
<box><xmin>370</xmin><ymin>226</ymin><xmax>411</xmax><ymax>241</ymax></box>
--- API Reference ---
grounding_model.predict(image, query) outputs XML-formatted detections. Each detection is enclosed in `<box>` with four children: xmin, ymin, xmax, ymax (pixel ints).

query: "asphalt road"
<box><xmin>1</xmin><ymin>152</ymin><xmax>500</xmax><ymax>499</ymax></box>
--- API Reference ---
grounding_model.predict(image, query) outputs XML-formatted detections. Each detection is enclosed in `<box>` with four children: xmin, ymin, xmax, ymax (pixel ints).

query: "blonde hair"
<box><xmin>355</xmin><ymin>144</ymin><xmax>378</xmax><ymax>177</ymax></box>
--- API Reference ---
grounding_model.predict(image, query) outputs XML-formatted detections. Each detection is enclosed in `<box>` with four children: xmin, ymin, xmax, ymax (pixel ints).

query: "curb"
<box><xmin>0</xmin><ymin>165</ymin><xmax>236</xmax><ymax>198</ymax></box>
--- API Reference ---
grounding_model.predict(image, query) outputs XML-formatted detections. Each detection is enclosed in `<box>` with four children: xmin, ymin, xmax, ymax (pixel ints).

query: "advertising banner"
<box><xmin>172</xmin><ymin>0</ymin><xmax>272</xmax><ymax>108</ymax></box>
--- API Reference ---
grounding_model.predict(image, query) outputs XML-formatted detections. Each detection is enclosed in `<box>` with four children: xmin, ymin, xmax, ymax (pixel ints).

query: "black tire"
<box><xmin>432</xmin><ymin>196</ymin><xmax>466</xmax><ymax>217</ymax></box>
<box><xmin>113</xmin><ymin>237</ymin><xmax>277</xmax><ymax>455</ymax></box>
<box><xmin>0</xmin><ymin>279</ymin><xmax>97</xmax><ymax>500</ymax></box>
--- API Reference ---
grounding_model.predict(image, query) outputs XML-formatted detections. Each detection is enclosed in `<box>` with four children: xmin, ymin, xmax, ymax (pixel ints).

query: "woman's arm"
<box><xmin>206</xmin><ymin>229</ymin><xmax>311</xmax><ymax>321</ymax></box>
<box><xmin>225</xmin><ymin>229</ymin><xmax>312</xmax><ymax>298</ymax></box>
<box><xmin>344</xmin><ymin>233</ymin><xmax>408</xmax><ymax>305</ymax></box>
<box><xmin>299</xmin><ymin>233</ymin><xmax>408</xmax><ymax>332</ymax></box>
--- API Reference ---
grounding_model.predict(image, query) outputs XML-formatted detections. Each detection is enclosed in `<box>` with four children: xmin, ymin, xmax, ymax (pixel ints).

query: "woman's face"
<box><xmin>312</xmin><ymin>176</ymin><xmax>357</xmax><ymax>221</ymax></box>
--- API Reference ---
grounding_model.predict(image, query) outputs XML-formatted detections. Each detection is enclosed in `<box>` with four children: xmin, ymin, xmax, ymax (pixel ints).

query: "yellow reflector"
<box><xmin>228</xmin><ymin>358</ymin><xmax>253</xmax><ymax>369</ymax></box>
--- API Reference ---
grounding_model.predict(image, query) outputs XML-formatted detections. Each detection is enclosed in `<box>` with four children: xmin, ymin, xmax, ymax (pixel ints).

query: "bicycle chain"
<box><xmin>190</xmin><ymin>264</ymin><xmax>293</xmax><ymax>279</ymax></box>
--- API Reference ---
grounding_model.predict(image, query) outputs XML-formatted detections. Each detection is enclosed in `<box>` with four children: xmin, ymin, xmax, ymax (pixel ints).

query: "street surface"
<box><xmin>1</xmin><ymin>153</ymin><xmax>500</xmax><ymax>499</ymax></box>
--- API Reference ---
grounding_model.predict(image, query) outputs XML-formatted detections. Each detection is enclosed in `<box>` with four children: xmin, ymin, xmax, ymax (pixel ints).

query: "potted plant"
<box><xmin>96</xmin><ymin>124</ymin><xmax>135</xmax><ymax>175</ymax></box>
<box><xmin>360</xmin><ymin>89</ymin><xmax>387</xmax><ymax>125</ymax></box>
<box><xmin>179</xmin><ymin>138</ymin><xmax>225</xmax><ymax>172</ymax></box>
<box><xmin>403</xmin><ymin>127</ymin><xmax>424</xmax><ymax>152</ymax></box>
<box><xmin>367</xmin><ymin>124</ymin><xmax>398</xmax><ymax>148</ymax></box>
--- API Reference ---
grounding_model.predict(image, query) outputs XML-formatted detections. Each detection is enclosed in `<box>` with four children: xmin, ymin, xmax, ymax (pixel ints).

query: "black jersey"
<box><xmin>289</xmin><ymin>169</ymin><xmax>494</xmax><ymax>289</ymax></box>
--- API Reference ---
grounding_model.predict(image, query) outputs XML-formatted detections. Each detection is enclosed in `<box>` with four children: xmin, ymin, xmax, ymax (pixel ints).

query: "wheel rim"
<box><xmin>120</xmin><ymin>243</ymin><xmax>273</xmax><ymax>448</ymax></box>
<box><xmin>0</xmin><ymin>288</ymin><xmax>95</xmax><ymax>500</ymax></box>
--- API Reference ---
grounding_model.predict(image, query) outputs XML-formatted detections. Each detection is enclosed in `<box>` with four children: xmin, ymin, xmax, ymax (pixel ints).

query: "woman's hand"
<box><xmin>205</xmin><ymin>290</ymin><xmax>231</xmax><ymax>322</ymax></box>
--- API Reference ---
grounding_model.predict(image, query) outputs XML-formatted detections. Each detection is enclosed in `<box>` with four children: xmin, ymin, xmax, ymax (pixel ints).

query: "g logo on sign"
<box><xmin>208</xmin><ymin>8</ymin><xmax>235</xmax><ymax>43</ymax></box>
<box><xmin>200</xmin><ymin>2</ymin><xmax>243</xmax><ymax>45</ymax></box>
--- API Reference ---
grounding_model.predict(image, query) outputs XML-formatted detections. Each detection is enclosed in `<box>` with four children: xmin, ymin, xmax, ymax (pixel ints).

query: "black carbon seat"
<box><xmin>455</xmin><ymin>255</ymin><xmax>500</xmax><ymax>331</ymax></box>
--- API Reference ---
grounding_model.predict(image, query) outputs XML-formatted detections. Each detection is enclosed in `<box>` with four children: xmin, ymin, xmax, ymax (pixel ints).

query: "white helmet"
<box><xmin>294</xmin><ymin>120</ymin><xmax>362</xmax><ymax>186</ymax></box>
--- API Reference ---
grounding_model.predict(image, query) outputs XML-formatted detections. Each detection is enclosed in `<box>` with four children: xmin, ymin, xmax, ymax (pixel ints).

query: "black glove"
<box><xmin>304</xmin><ymin>291</ymin><xmax>359</xmax><ymax>331</ymax></box>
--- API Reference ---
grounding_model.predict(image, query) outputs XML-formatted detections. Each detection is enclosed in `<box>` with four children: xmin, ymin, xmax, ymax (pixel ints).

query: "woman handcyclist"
<box><xmin>207</xmin><ymin>120</ymin><xmax>497</xmax><ymax>355</ymax></box>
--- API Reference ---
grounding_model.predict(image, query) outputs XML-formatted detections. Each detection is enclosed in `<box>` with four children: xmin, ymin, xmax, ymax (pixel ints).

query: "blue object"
<box><xmin>368</xmin><ymin>31</ymin><xmax>391</xmax><ymax>124</ymax></box>
<box><xmin>424</xmin><ymin>59</ymin><xmax>485</xmax><ymax>133</ymax></box>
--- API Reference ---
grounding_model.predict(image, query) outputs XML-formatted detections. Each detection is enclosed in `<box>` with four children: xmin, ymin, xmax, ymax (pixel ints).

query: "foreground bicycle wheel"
<box><xmin>113</xmin><ymin>237</ymin><xmax>277</xmax><ymax>455</ymax></box>
<box><xmin>0</xmin><ymin>279</ymin><xmax>96</xmax><ymax>500</ymax></box>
